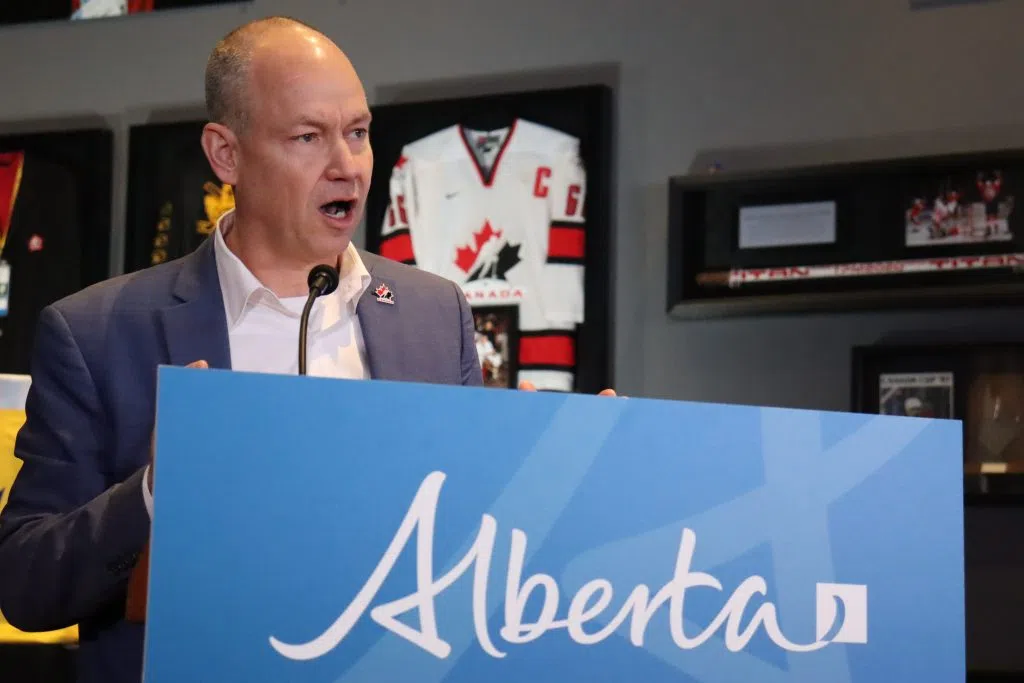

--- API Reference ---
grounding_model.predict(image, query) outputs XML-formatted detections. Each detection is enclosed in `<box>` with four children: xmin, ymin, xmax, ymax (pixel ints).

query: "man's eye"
<box><xmin>297</xmin><ymin>133</ymin><xmax>316</xmax><ymax>142</ymax></box>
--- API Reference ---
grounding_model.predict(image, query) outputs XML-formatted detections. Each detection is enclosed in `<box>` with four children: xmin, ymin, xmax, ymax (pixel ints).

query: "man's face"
<box><xmin>231</xmin><ymin>37</ymin><xmax>373</xmax><ymax>265</ymax></box>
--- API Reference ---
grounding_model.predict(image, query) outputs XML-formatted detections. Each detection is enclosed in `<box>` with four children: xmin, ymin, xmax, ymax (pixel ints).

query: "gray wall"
<box><xmin>1</xmin><ymin>0</ymin><xmax>1022</xmax><ymax>673</ymax></box>
<box><xmin>4</xmin><ymin>0</ymin><xmax>1024</xmax><ymax>407</ymax></box>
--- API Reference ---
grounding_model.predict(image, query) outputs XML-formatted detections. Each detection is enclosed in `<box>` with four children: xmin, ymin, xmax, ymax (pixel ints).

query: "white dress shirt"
<box><xmin>213</xmin><ymin>210</ymin><xmax>372</xmax><ymax>378</ymax></box>
<box><xmin>143</xmin><ymin>209</ymin><xmax>372</xmax><ymax>516</ymax></box>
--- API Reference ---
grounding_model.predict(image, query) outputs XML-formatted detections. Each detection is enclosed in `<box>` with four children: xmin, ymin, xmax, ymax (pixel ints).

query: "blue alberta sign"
<box><xmin>143</xmin><ymin>366</ymin><xmax>964</xmax><ymax>683</ymax></box>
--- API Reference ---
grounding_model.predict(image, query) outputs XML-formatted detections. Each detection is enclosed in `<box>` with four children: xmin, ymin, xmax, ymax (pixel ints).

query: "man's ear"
<box><xmin>201</xmin><ymin>122</ymin><xmax>240</xmax><ymax>186</ymax></box>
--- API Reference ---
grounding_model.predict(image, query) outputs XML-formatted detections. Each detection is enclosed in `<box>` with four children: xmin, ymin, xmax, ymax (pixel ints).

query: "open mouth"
<box><xmin>320</xmin><ymin>200</ymin><xmax>354</xmax><ymax>220</ymax></box>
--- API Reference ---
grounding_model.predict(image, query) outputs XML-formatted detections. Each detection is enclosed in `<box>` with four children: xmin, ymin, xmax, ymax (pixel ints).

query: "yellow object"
<box><xmin>196</xmin><ymin>182</ymin><xmax>235</xmax><ymax>236</ymax></box>
<box><xmin>0</xmin><ymin>408</ymin><xmax>78</xmax><ymax>644</ymax></box>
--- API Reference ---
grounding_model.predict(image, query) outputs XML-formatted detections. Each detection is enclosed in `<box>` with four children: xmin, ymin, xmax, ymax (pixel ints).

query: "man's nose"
<box><xmin>326</xmin><ymin>137</ymin><xmax>357</xmax><ymax>179</ymax></box>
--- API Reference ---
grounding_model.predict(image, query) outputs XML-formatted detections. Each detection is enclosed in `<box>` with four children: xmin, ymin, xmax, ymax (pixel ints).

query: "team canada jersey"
<box><xmin>378</xmin><ymin>119</ymin><xmax>586</xmax><ymax>392</ymax></box>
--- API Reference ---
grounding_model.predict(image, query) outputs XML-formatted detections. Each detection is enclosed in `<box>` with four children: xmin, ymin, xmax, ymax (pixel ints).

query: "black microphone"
<box><xmin>299</xmin><ymin>264</ymin><xmax>340</xmax><ymax>376</ymax></box>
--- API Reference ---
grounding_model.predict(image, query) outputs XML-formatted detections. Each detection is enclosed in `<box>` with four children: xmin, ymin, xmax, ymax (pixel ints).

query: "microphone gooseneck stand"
<box><xmin>299</xmin><ymin>264</ymin><xmax>340</xmax><ymax>376</ymax></box>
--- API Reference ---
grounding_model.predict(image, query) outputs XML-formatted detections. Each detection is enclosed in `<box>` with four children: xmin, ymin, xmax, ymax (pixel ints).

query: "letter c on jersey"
<box><xmin>533</xmin><ymin>167</ymin><xmax>552</xmax><ymax>197</ymax></box>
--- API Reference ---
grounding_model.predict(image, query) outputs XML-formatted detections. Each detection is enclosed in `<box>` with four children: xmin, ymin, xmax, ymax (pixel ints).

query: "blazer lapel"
<box><xmin>158</xmin><ymin>238</ymin><xmax>232</xmax><ymax>370</ymax></box>
<box><xmin>356</xmin><ymin>257</ymin><xmax>401</xmax><ymax>381</ymax></box>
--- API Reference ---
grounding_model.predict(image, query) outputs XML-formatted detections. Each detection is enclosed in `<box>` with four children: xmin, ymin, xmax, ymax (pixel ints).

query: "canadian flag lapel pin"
<box><xmin>374</xmin><ymin>283</ymin><xmax>395</xmax><ymax>305</ymax></box>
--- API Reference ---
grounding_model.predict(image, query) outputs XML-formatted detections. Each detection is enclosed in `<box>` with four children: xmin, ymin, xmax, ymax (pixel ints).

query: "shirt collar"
<box><xmin>212</xmin><ymin>208</ymin><xmax>372</xmax><ymax>331</ymax></box>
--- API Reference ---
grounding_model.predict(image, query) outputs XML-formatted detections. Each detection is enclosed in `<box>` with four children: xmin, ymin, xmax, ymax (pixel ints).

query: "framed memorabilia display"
<box><xmin>852</xmin><ymin>342</ymin><xmax>1024</xmax><ymax>502</ymax></box>
<box><xmin>124</xmin><ymin>120</ymin><xmax>233</xmax><ymax>274</ymax></box>
<box><xmin>0</xmin><ymin>0</ymin><xmax>250</xmax><ymax>26</ymax></box>
<box><xmin>0</xmin><ymin>126</ymin><xmax>113</xmax><ymax>376</ymax></box>
<box><xmin>667</xmin><ymin>148</ymin><xmax>1024</xmax><ymax>319</ymax></box>
<box><xmin>363</xmin><ymin>85</ymin><xmax>615</xmax><ymax>394</ymax></box>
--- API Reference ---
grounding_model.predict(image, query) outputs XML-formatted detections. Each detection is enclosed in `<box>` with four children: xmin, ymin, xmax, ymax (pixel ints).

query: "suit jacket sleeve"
<box><xmin>455</xmin><ymin>282</ymin><xmax>483</xmax><ymax>387</ymax></box>
<box><xmin>0</xmin><ymin>305</ymin><xmax>150</xmax><ymax>632</ymax></box>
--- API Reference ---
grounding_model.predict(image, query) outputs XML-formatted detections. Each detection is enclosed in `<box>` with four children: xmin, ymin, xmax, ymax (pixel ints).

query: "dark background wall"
<box><xmin>0</xmin><ymin>0</ymin><xmax>1020</xmax><ymax>674</ymax></box>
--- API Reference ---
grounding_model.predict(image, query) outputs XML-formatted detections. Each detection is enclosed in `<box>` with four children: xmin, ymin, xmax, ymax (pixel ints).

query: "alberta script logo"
<box><xmin>267</xmin><ymin>472</ymin><xmax>868</xmax><ymax>661</ymax></box>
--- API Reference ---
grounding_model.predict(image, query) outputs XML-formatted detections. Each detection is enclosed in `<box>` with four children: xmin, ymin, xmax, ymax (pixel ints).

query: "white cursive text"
<box><xmin>268</xmin><ymin>471</ymin><xmax>863</xmax><ymax>660</ymax></box>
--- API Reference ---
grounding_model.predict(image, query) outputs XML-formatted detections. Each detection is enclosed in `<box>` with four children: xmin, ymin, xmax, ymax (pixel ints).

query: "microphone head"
<box><xmin>307</xmin><ymin>264</ymin><xmax>340</xmax><ymax>297</ymax></box>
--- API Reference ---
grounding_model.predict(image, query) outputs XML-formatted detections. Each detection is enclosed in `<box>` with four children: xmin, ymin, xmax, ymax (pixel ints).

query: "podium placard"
<box><xmin>142</xmin><ymin>367</ymin><xmax>965</xmax><ymax>682</ymax></box>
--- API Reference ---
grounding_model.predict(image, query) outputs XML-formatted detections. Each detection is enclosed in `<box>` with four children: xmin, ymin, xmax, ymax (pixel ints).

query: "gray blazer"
<box><xmin>0</xmin><ymin>235</ymin><xmax>481</xmax><ymax>683</ymax></box>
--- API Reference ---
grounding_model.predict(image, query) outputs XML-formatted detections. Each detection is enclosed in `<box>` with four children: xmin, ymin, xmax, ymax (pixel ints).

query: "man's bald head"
<box><xmin>199</xmin><ymin>14</ymin><xmax>372</xmax><ymax>284</ymax></box>
<box><xmin>205</xmin><ymin>16</ymin><xmax>333</xmax><ymax>134</ymax></box>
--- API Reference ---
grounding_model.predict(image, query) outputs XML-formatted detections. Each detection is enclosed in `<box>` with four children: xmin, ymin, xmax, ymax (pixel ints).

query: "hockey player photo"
<box><xmin>904</xmin><ymin>169</ymin><xmax>1016</xmax><ymax>248</ymax></box>
<box><xmin>878</xmin><ymin>371</ymin><xmax>954</xmax><ymax>419</ymax></box>
<box><xmin>365</xmin><ymin>86</ymin><xmax>613</xmax><ymax>394</ymax></box>
<box><xmin>473</xmin><ymin>308</ymin><xmax>516</xmax><ymax>389</ymax></box>
<box><xmin>124</xmin><ymin>120</ymin><xmax>234</xmax><ymax>272</ymax></box>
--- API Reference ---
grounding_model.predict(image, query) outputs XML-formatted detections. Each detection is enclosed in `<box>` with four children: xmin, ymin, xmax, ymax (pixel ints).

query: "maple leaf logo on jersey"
<box><xmin>454</xmin><ymin>220</ymin><xmax>522</xmax><ymax>282</ymax></box>
<box><xmin>455</xmin><ymin>221</ymin><xmax>502</xmax><ymax>272</ymax></box>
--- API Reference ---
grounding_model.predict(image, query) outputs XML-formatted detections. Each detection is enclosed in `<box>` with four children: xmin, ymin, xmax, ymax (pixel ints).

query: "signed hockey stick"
<box><xmin>696</xmin><ymin>252</ymin><xmax>1024</xmax><ymax>289</ymax></box>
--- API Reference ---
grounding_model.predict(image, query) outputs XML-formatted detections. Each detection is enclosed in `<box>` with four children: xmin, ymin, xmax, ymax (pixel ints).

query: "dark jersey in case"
<box><xmin>0</xmin><ymin>152</ymin><xmax>82</xmax><ymax>375</ymax></box>
<box><xmin>125</xmin><ymin>125</ymin><xmax>233</xmax><ymax>273</ymax></box>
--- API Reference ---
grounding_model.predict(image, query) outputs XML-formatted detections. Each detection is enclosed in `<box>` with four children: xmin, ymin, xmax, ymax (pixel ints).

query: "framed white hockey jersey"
<box><xmin>379</xmin><ymin>119</ymin><xmax>586</xmax><ymax>392</ymax></box>
<box><xmin>0</xmin><ymin>0</ymin><xmax>249</xmax><ymax>26</ymax></box>
<box><xmin>366</xmin><ymin>86</ymin><xmax>613</xmax><ymax>394</ymax></box>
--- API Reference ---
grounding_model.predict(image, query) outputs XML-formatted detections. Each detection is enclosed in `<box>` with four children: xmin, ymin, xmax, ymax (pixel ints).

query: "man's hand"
<box><xmin>518</xmin><ymin>380</ymin><xmax>617</xmax><ymax>397</ymax></box>
<box><xmin>147</xmin><ymin>360</ymin><xmax>208</xmax><ymax>493</ymax></box>
<box><xmin>147</xmin><ymin>432</ymin><xmax>154</xmax><ymax>494</ymax></box>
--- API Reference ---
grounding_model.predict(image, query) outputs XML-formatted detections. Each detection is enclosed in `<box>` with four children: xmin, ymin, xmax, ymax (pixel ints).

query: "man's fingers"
<box><xmin>187</xmin><ymin>360</ymin><xmax>209</xmax><ymax>369</ymax></box>
<box><xmin>518</xmin><ymin>380</ymin><xmax>622</xmax><ymax>397</ymax></box>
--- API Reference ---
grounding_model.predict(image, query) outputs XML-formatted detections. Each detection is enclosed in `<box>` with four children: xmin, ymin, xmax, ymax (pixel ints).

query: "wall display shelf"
<box><xmin>668</xmin><ymin>149</ymin><xmax>1024</xmax><ymax>319</ymax></box>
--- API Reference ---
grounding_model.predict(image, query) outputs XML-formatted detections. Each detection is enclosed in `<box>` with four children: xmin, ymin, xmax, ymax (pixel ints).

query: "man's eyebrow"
<box><xmin>290</xmin><ymin>112</ymin><xmax>372</xmax><ymax>129</ymax></box>
<box><xmin>294</xmin><ymin>116</ymin><xmax>328</xmax><ymax>129</ymax></box>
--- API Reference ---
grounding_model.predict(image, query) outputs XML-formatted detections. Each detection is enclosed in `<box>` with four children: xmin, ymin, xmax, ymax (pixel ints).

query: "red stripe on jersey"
<box><xmin>0</xmin><ymin>151</ymin><xmax>24</xmax><ymax>253</ymax></box>
<box><xmin>520</xmin><ymin>334</ymin><xmax>575</xmax><ymax>368</ymax></box>
<box><xmin>548</xmin><ymin>224</ymin><xmax>585</xmax><ymax>261</ymax></box>
<box><xmin>380</xmin><ymin>231</ymin><xmax>415</xmax><ymax>264</ymax></box>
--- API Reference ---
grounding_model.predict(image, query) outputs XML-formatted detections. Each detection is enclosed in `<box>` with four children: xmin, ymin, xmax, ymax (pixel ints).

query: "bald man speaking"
<box><xmin>0</xmin><ymin>17</ymin><xmax>486</xmax><ymax>683</ymax></box>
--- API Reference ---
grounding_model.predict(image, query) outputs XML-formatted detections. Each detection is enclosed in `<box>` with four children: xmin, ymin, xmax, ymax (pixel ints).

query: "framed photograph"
<box><xmin>667</xmin><ymin>149</ymin><xmax>1024</xmax><ymax>320</ymax></box>
<box><xmin>473</xmin><ymin>306</ymin><xmax>518</xmax><ymax>389</ymax></box>
<box><xmin>0</xmin><ymin>0</ymin><xmax>251</xmax><ymax>26</ymax></box>
<box><xmin>879</xmin><ymin>371</ymin><xmax>955</xmax><ymax>418</ymax></box>
<box><xmin>903</xmin><ymin>168</ymin><xmax>1017</xmax><ymax>249</ymax></box>
<box><xmin>124</xmin><ymin>120</ymin><xmax>233</xmax><ymax>274</ymax></box>
<box><xmin>0</xmin><ymin>126</ymin><xmax>113</xmax><ymax>376</ymax></box>
<box><xmin>363</xmin><ymin>85</ymin><xmax>615</xmax><ymax>394</ymax></box>
<box><xmin>853</xmin><ymin>341</ymin><xmax>1024</xmax><ymax>502</ymax></box>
